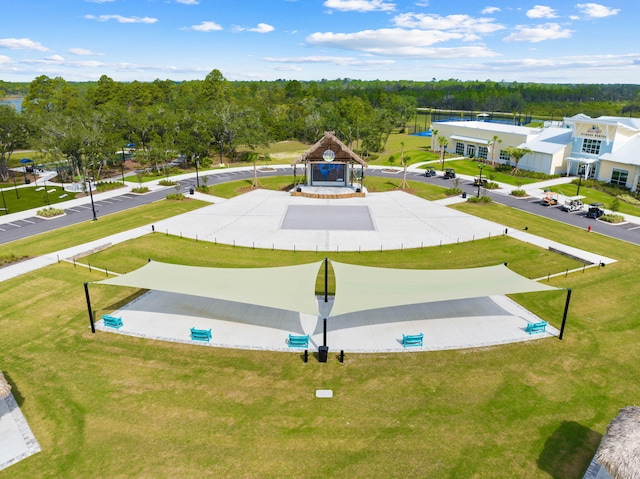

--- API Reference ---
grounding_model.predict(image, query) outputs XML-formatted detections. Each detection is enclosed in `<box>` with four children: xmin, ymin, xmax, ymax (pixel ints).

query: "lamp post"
<box><xmin>576</xmin><ymin>170</ymin><xmax>583</xmax><ymax>196</ymax></box>
<box><xmin>1</xmin><ymin>187</ymin><xmax>7</xmax><ymax>215</ymax></box>
<box><xmin>195</xmin><ymin>159</ymin><xmax>200</xmax><ymax>188</ymax></box>
<box><xmin>218</xmin><ymin>140</ymin><xmax>223</xmax><ymax>166</ymax></box>
<box><xmin>477</xmin><ymin>163</ymin><xmax>484</xmax><ymax>198</ymax></box>
<box><xmin>120</xmin><ymin>148</ymin><xmax>126</xmax><ymax>185</ymax></box>
<box><xmin>13</xmin><ymin>175</ymin><xmax>19</xmax><ymax>199</ymax></box>
<box><xmin>87</xmin><ymin>177</ymin><xmax>97</xmax><ymax>221</ymax></box>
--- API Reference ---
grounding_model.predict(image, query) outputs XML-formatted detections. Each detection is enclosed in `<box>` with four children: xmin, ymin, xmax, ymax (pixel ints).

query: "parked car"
<box><xmin>586</xmin><ymin>202</ymin><xmax>605</xmax><ymax>218</ymax></box>
<box><xmin>424</xmin><ymin>167</ymin><xmax>436</xmax><ymax>177</ymax></box>
<box><xmin>443</xmin><ymin>168</ymin><xmax>456</xmax><ymax>179</ymax></box>
<box><xmin>560</xmin><ymin>199</ymin><xmax>584</xmax><ymax>212</ymax></box>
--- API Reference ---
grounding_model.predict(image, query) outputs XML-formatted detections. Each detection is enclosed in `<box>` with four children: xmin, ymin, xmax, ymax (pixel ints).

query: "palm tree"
<box><xmin>504</xmin><ymin>146</ymin><xmax>532</xmax><ymax>174</ymax></box>
<box><xmin>399</xmin><ymin>141</ymin><xmax>410</xmax><ymax>190</ymax></box>
<box><xmin>431</xmin><ymin>129</ymin><xmax>438</xmax><ymax>152</ymax></box>
<box><xmin>438</xmin><ymin>136</ymin><xmax>449</xmax><ymax>170</ymax></box>
<box><xmin>488</xmin><ymin>135</ymin><xmax>501</xmax><ymax>166</ymax></box>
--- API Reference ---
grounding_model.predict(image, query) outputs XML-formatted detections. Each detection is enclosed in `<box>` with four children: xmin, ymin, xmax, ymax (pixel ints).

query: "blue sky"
<box><xmin>0</xmin><ymin>0</ymin><xmax>636</xmax><ymax>84</ymax></box>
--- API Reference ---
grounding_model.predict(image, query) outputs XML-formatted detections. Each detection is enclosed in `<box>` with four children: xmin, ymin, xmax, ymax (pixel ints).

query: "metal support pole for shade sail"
<box><xmin>324</xmin><ymin>258</ymin><xmax>328</xmax><ymax>303</ymax></box>
<box><xmin>84</xmin><ymin>282</ymin><xmax>95</xmax><ymax>333</ymax></box>
<box><xmin>559</xmin><ymin>288</ymin><xmax>572</xmax><ymax>340</ymax></box>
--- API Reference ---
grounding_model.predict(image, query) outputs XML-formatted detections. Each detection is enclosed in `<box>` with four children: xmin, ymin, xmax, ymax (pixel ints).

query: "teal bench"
<box><xmin>525</xmin><ymin>321</ymin><xmax>548</xmax><ymax>335</ymax></box>
<box><xmin>190</xmin><ymin>328</ymin><xmax>212</xmax><ymax>342</ymax></box>
<box><xmin>402</xmin><ymin>333</ymin><xmax>424</xmax><ymax>347</ymax></box>
<box><xmin>102</xmin><ymin>315</ymin><xmax>123</xmax><ymax>329</ymax></box>
<box><xmin>288</xmin><ymin>334</ymin><xmax>309</xmax><ymax>348</ymax></box>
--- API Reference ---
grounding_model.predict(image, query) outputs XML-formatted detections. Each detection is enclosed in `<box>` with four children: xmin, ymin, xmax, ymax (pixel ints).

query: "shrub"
<box><xmin>467</xmin><ymin>195</ymin><xmax>493</xmax><ymax>203</ymax></box>
<box><xmin>166</xmin><ymin>193</ymin><xmax>186</xmax><ymax>200</ymax></box>
<box><xmin>511</xmin><ymin>189</ymin><xmax>527</xmax><ymax>197</ymax></box>
<box><xmin>159</xmin><ymin>179</ymin><xmax>176</xmax><ymax>186</ymax></box>
<box><xmin>600</xmin><ymin>214</ymin><xmax>625</xmax><ymax>223</ymax></box>
<box><xmin>444</xmin><ymin>187</ymin><xmax>462</xmax><ymax>196</ymax></box>
<box><xmin>37</xmin><ymin>207</ymin><xmax>64</xmax><ymax>218</ymax></box>
<box><xmin>485</xmin><ymin>181</ymin><xmax>500</xmax><ymax>190</ymax></box>
<box><xmin>96</xmin><ymin>181</ymin><xmax>124</xmax><ymax>192</ymax></box>
<box><xmin>131</xmin><ymin>187</ymin><xmax>150</xmax><ymax>194</ymax></box>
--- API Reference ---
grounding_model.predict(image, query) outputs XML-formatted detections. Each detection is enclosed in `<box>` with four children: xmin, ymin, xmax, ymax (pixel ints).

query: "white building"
<box><xmin>433</xmin><ymin>114</ymin><xmax>640</xmax><ymax>191</ymax></box>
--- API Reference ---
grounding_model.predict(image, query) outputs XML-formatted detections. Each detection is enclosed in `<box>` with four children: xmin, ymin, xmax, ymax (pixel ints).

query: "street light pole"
<box><xmin>1</xmin><ymin>187</ymin><xmax>7</xmax><ymax>215</ymax></box>
<box><xmin>576</xmin><ymin>171</ymin><xmax>583</xmax><ymax>196</ymax></box>
<box><xmin>120</xmin><ymin>148</ymin><xmax>126</xmax><ymax>185</ymax></box>
<box><xmin>87</xmin><ymin>177</ymin><xmax>97</xmax><ymax>221</ymax></box>
<box><xmin>218</xmin><ymin>141</ymin><xmax>223</xmax><ymax>166</ymax></box>
<box><xmin>195</xmin><ymin>159</ymin><xmax>200</xmax><ymax>188</ymax></box>
<box><xmin>477</xmin><ymin>164</ymin><xmax>484</xmax><ymax>198</ymax></box>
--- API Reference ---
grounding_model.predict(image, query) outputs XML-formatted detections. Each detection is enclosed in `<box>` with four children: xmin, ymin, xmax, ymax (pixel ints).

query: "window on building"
<box><xmin>478</xmin><ymin>146</ymin><xmax>488</xmax><ymax>160</ymax></box>
<box><xmin>455</xmin><ymin>142</ymin><xmax>464</xmax><ymax>155</ymax></box>
<box><xmin>499</xmin><ymin>150</ymin><xmax>510</xmax><ymax>162</ymax></box>
<box><xmin>611</xmin><ymin>168</ymin><xmax>628</xmax><ymax>187</ymax></box>
<box><xmin>581</xmin><ymin>139</ymin><xmax>602</xmax><ymax>155</ymax></box>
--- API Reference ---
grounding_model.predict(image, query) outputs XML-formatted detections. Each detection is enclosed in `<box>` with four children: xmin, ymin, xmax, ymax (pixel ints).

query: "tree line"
<box><xmin>1</xmin><ymin>73</ymin><xmax>639</xmax><ymax>182</ymax></box>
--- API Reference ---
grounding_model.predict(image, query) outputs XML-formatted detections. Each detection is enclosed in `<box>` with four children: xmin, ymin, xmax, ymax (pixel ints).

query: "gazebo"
<box><xmin>592</xmin><ymin>406</ymin><xmax>640</xmax><ymax>479</ymax></box>
<box><xmin>291</xmin><ymin>131</ymin><xmax>367</xmax><ymax>198</ymax></box>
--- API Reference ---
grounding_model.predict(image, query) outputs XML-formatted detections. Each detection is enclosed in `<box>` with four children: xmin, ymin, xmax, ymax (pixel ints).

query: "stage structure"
<box><xmin>291</xmin><ymin>131</ymin><xmax>368</xmax><ymax>198</ymax></box>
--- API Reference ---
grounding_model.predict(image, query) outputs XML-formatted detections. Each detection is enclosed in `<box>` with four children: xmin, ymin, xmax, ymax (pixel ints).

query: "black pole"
<box><xmin>0</xmin><ymin>187</ymin><xmax>7</xmax><ymax>215</ymax></box>
<box><xmin>87</xmin><ymin>178</ymin><xmax>97</xmax><ymax>221</ymax></box>
<box><xmin>559</xmin><ymin>288</ymin><xmax>572</xmax><ymax>340</ymax></box>
<box><xmin>195</xmin><ymin>160</ymin><xmax>200</xmax><ymax>188</ymax></box>
<box><xmin>323</xmin><ymin>317</ymin><xmax>327</xmax><ymax>347</ymax></box>
<box><xmin>84</xmin><ymin>282</ymin><xmax>95</xmax><ymax>333</ymax></box>
<box><xmin>477</xmin><ymin>165</ymin><xmax>483</xmax><ymax>198</ymax></box>
<box><xmin>324</xmin><ymin>258</ymin><xmax>328</xmax><ymax>303</ymax></box>
<box><xmin>13</xmin><ymin>175</ymin><xmax>19</xmax><ymax>199</ymax></box>
<box><xmin>120</xmin><ymin>148</ymin><xmax>126</xmax><ymax>184</ymax></box>
<box><xmin>576</xmin><ymin>172</ymin><xmax>582</xmax><ymax>196</ymax></box>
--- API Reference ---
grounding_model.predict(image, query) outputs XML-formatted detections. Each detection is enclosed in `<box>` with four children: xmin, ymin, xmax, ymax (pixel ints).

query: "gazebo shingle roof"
<box><xmin>291</xmin><ymin>131</ymin><xmax>367</xmax><ymax>167</ymax></box>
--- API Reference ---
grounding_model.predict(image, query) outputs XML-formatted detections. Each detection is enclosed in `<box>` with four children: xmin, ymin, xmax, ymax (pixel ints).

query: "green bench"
<box><xmin>288</xmin><ymin>334</ymin><xmax>309</xmax><ymax>348</ymax></box>
<box><xmin>190</xmin><ymin>328</ymin><xmax>212</xmax><ymax>342</ymax></box>
<box><xmin>102</xmin><ymin>315</ymin><xmax>123</xmax><ymax>329</ymax></box>
<box><xmin>402</xmin><ymin>333</ymin><xmax>424</xmax><ymax>347</ymax></box>
<box><xmin>525</xmin><ymin>321</ymin><xmax>548</xmax><ymax>335</ymax></box>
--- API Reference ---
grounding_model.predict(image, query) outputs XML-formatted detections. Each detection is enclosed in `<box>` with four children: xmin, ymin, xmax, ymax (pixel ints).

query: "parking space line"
<box><xmin>6</xmin><ymin>222</ymin><xmax>21</xmax><ymax>227</ymax></box>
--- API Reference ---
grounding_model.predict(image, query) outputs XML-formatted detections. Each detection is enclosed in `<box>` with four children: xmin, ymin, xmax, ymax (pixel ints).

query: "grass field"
<box><xmin>1</xmin><ymin>187</ymin><xmax>639</xmax><ymax>478</ymax></box>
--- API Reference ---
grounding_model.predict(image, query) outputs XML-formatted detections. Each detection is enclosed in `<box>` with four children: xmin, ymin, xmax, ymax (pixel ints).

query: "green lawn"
<box><xmin>421</xmin><ymin>159</ymin><xmax>551</xmax><ymax>186</ymax></box>
<box><xmin>2</xmin><ymin>184</ymin><xmax>640</xmax><ymax>478</ymax></box>
<box><xmin>0</xmin><ymin>184</ymin><xmax>80</xmax><ymax>214</ymax></box>
<box><xmin>0</xmin><ymin>199</ymin><xmax>209</xmax><ymax>262</ymax></box>
<box><xmin>546</xmin><ymin>182</ymin><xmax>640</xmax><ymax>217</ymax></box>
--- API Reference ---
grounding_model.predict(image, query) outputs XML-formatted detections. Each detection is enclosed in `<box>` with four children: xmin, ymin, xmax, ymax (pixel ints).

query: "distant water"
<box><xmin>0</xmin><ymin>98</ymin><xmax>23</xmax><ymax>111</ymax></box>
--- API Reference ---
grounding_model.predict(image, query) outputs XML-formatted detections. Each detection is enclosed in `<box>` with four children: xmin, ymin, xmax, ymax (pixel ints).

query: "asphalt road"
<box><xmin>1</xmin><ymin>167</ymin><xmax>638</xmax><ymax>247</ymax></box>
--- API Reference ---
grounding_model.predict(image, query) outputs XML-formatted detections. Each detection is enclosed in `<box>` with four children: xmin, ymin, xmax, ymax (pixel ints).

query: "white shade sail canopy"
<box><xmin>329</xmin><ymin>261</ymin><xmax>560</xmax><ymax>317</ymax></box>
<box><xmin>94</xmin><ymin>260</ymin><xmax>323</xmax><ymax>316</ymax></box>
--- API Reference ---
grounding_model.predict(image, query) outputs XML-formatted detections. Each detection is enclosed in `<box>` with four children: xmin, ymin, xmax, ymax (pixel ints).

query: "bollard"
<box><xmin>587</xmin><ymin>225</ymin><xmax>592</xmax><ymax>233</ymax></box>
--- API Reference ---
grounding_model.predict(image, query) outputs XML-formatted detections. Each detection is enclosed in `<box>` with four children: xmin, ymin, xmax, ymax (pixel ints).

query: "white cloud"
<box><xmin>503</xmin><ymin>23</ymin><xmax>573</xmax><ymax>43</ymax></box>
<box><xmin>0</xmin><ymin>38</ymin><xmax>49</xmax><ymax>52</ymax></box>
<box><xmin>575</xmin><ymin>3</ymin><xmax>620</xmax><ymax>18</ymax></box>
<box><xmin>85</xmin><ymin>14</ymin><xmax>158</xmax><ymax>24</ymax></box>
<box><xmin>0</xmin><ymin>55</ymin><xmax>12</xmax><ymax>65</ymax></box>
<box><xmin>263</xmin><ymin>55</ymin><xmax>395</xmax><ymax>67</ymax></box>
<box><xmin>478</xmin><ymin>53</ymin><xmax>640</xmax><ymax>72</ymax></box>
<box><xmin>234</xmin><ymin>23</ymin><xmax>275</xmax><ymax>33</ymax></box>
<box><xmin>190</xmin><ymin>21</ymin><xmax>223</xmax><ymax>32</ymax></box>
<box><xmin>482</xmin><ymin>6</ymin><xmax>500</xmax><ymax>14</ymax></box>
<box><xmin>526</xmin><ymin>5</ymin><xmax>558</xmax><ymax>19</ymax></box>
<box><xmin>307</xmin><ymin>29</ymin><xmax>498</xmax><ymax>58</ymax></box>
<box><xmin>85</xmin><ymin>0</ymin><xmax>115</xmax><ymax>3</ymax></box>
<box><xmin>323</xmin><ymin>0</ymin><xmax>396</xmax><ymax>12</ymax></box>
<box><xmin>177</xmin><ymin>0</ymin><xmax>199</xmax><ymax>4</ymax></box>
<box><xmin>68</xmin><ymin>48</ymin><xmax>94</xmax><ymax>56</ymax></box>
<box><xmin>249</xmin><ymin>23</ymin><xmax>275</xmax><ymax>33</ymax></box>
<box><xmin>392</xmin><ymin>13</ymin><xmax>505</xmax><ymax>35</ymax></box>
